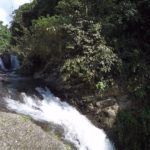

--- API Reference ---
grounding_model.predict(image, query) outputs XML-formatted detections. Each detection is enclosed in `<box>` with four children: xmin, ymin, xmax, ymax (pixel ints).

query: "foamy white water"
<box><xmin>5</xmin><ymin>87</ymin><xmax>115</xmax><ymax>150</ymax></box>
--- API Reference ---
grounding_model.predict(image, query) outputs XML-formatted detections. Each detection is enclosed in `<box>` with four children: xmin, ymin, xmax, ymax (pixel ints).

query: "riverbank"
<box><xmin>0</xmin><ymin>74</ymin><xmax>69</xmax><ymax>150</ymax></box>
<box><xmin>35</xmin><ymin>74</ymin><xmax>133</xmax><ymax>148</ymax></box>
<box><xmin>0</xmin><ymin>71</ymin><xmax>147</xmax><ymax>150</ymax></box>
<box><xmin>40</xmin><ymin>73</ymin><xmax>150</xmax><ymax>150</ymax></box>
<box><xmin>0</xmin><ymin>73</ymin><xmax>114</xmax><ymax>150</ymax></box>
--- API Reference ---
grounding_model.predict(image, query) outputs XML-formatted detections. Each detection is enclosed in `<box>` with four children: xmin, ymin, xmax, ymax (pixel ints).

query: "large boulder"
<box><xmin>85</xmin><ymin>95</ymin><xmax>133</xmax><ymax>128</ymax></box>
<box><xmin>0</xmin><ymin>111</ymin><xmax>68</xmax><ymax>150</ymax></box>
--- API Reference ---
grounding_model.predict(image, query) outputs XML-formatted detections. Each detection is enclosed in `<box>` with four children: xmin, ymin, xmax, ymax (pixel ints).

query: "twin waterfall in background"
<box><xmin>0</xmin><ymin>53</ymin><xmax>20</xmax><ymax>71</ymax></box>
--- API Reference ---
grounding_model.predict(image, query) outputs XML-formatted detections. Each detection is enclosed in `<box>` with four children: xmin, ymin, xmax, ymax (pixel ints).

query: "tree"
<box><xmin>61</xmin><ymin>19</ymin><xmax>118</xmax><ymax>90</ymax></box>
<box><xmin>0</xmin><ymin>22</ymin><xmax>11</xmax><ymax>51</ymax></box>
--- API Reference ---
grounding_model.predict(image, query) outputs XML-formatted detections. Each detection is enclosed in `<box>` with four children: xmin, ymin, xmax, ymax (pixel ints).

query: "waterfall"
<box><xmin>0</xmin><ymin>57</ymin><xmax>7</xmax><ymax>71</ymax></box>
<box><xmin>5</xmin><ymin>87</ymin><xmax>115</xmax><ymax>150</ymax></box>
<box><xmin>0</xmin><ymin>54</ymin><xmax>20</xmax><ymax>71</ymax></box>
<box><xmin>10</xmin><ymin>54</ymin><xmax>20</xmax><ymax>70</ymax></box>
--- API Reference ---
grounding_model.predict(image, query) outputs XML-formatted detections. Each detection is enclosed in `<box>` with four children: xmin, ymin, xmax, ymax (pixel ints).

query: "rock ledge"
<box><xmin>0</xmin><ymin>111</ymin><xmax>67</xmax><ymax>150</ymax></box>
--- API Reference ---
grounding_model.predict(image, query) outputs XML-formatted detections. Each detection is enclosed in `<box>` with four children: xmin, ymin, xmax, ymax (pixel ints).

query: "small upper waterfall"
<box><xmin>5</xmin><ymin>87</ymin><xmax>115</xmax><ymax>150</ymax></box>
<box><xmin>10</xmin><ymin>54</ymin><xmax>20</xmax><ymax>70</ymax></box>
<box><xmin>0</xmin><ymin>57</ymin><xmax>7</xmax><ymax>71</ymax></box>
<box><xmin>0</xmin><ymin>53</ymin><xmax>20</xmax><ymax>72</ymax></box>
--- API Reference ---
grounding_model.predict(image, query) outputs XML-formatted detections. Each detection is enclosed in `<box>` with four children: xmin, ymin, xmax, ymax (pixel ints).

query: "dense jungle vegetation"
<box><xmin>0</xmin><ymin>21</ymin><xmax>11</xmax><ymax>51</ymax></box>
<box><xmin>0</xmin><ymin>0</ymin><xmax>150</xmax><ymax>149</ymax></box>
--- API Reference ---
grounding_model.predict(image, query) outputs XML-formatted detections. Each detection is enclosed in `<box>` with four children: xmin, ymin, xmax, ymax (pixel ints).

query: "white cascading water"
<box><xmin>0</xmin><ymin>54</ymin><xmax>20</xmax><ymax>71</ymax></box>
<box><xmin>5</xmin><ymin>87</ymin><xmax>115</xmax><ymax>150</ymax></box>
<box><xmin>10</xmin><ymin>54</ymin><xmax>20</xmax><ymax>70</ymax></box>
<box><xmin>0</xmin><ymin>57</ymin><xmax>7</xmax><ymax>71</ymax></box>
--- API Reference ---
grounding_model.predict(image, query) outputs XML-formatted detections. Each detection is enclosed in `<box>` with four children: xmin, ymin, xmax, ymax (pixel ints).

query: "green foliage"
<box><xmin>35</xmin><ymin>0</ymin><xmax>59</xmax><ymax>16</ymax></box>
<box><xmin>115</xmin><ymin>110</ymin><xmax>150</xmax><ymax>150</ymax></box>
<box><xmin>93</xmin><ymin>0</ymin><xmax>150</xmax><ymax>100</ymax></box>
<box><xmin>10</xmin><ymin>1</ymin><xmax>37</xmax><ymax>45</ymax></box>
<box><xmin>56</xmin><ymin>0</ymin><xmax>83</xmax><ymax>20</ymax></box>
<box><xmin>11</xmin><ymin>0</ymin><xmax>149</xmax><ymax>95</ymax></box>
<box><xmin>9</xmin><ymin>0</ymin><xmax>150</xmax><ymax>149</ymax></box>
<box><xmin>61</xmin><ymin>19</ymin><xmax>118</xmax><ymax>90</ymax></box>
<box><xmin>12</xmin><ymin>2</ymin><xmax>36</xmax><ymax>24</ymax></box>
<box><xmin>14</xmin><ymin>15</ymin><xmax>68</xmax><ymax>73</ymax></box>
<box><xmin>30</xmin><ymin>15</ymin><xmax>65</xmax><ymax>59</ymax></box>
<box><xmin>0</xmin><ymin>22</ymin><xmax>11</xmax><ymax>51</ymax></box>
<box><xmin>96</xmin><ymin>81</ymin><xmax>107</xmax><ymax>92</ymax></box>
<box><xmin>134</xmin><ymin>86</ymin><xmax>146</xmax><ymax>99</ymax></box>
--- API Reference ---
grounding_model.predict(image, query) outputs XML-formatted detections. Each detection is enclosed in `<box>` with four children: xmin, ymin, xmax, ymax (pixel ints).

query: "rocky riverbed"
<box><xmin>0</xmin><ymin>71</ymin><xmax>132</xmax><ymax>150</ymax></box>
<box><xmin>43</xmin><ymin>75</ymin><xmax>133</xmax><ymax>130</ymax></box>
<box><xmin>0</xmin><ymin>74</ymin><xmax>71</xmax><ymax>150</ymax></box>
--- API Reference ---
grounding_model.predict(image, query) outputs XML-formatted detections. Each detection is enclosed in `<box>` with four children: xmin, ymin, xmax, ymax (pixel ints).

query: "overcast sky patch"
<box><xmin>0</xmin><ymin>0</ymin><xmax>32</xmax><ymax>25</ymax></box>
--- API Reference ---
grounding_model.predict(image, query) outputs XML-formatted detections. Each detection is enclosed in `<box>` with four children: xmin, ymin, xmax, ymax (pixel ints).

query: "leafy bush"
<box><xmin>14</xmin><ymin>15</ymin><xmax>70</xmax><ymax>73</ymax></box>
<box><xmin>61</xmin><ymin>19</ymin><xmax>118</xmax><ymax>91</ymax></box>
<box><xmin>115</xmin><ymin>110</ymin><xmax>150</xmax><ymax>150</ymax></box>
<box><xmin>0</xmin><ymin>22</ymin><xmax>11</xmax><ymax>51</ymax></box>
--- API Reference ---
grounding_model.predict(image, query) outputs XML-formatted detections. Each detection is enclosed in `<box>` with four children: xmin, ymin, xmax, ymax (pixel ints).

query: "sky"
<box><xmin>0</xmin><ymin>0</ymin><xmax>32</xmax><ymax>25</ymax></box>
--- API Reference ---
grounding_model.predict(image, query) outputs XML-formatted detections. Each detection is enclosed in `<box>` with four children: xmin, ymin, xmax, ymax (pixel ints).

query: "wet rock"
<box><xmin>87</xmin><ymin>103</ymin><xmax>95</xmax><ymax>111</ymax></box>
<box><xmin>92</xmin><ymin>97</ymin><xmax>119</xmax><ymax>128</ymax></box>
<box><xmin>97</xmin><ymin>105</ymin><xmax>119</xmax><ymax>127</ymax></box>
<box><xmin>0</xmin><ymin>112</ymin><xmax>67</xmax><ymax>150</ymax></box>
<box><xmin>118</xmin><ymin>95</ymin><xmax>132</xmax><ymax>110</ymax></box>
<box><xmin>94</xmin><ymin>95</ymin><xmax>132</xmax><ymax>128</ymax></box>
<box><xmin>103</xmin><ymin>104</ymin><xmax>119</xmax><ymax>118</ymax></box>
<box><xmin>95</xmin><ymin>97</ymin><xmax>117</xmax><ymax>108</ymax></box>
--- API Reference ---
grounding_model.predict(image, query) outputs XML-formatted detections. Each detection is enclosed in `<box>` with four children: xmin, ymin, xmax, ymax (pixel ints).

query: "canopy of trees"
<box><xmin>0</xmin><ymin>22</ymin><xmax>11</xmax><ymax>51</ymax></box>
<box><xmin>10</xmin><ymin>0</ymin><xmax>150</xmax><ymax>95</ymax></box>
<box><xmin>9</xmin><ymin>0</ymin><xmax>150</xmax><ymax>149</ymax></box>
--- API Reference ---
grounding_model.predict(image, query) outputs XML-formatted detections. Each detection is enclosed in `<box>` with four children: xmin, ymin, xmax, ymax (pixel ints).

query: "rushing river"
<box><xmin>0</xmin><ymin>74</ymin><xmax>115</xmax><ymax>150</ymax></box>
<box><xmin>0</xmin><ymin>56</ymin><xmax>115</xmax><ymax>150</ymax></box>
